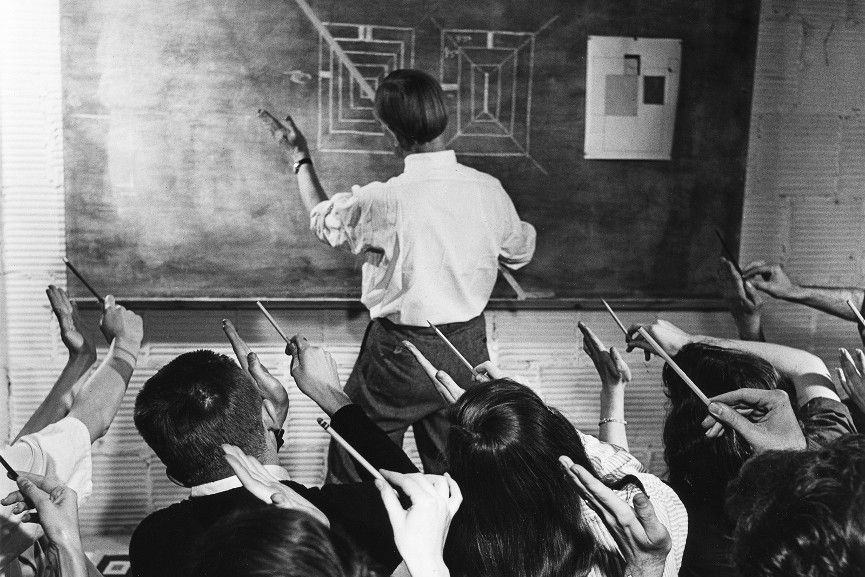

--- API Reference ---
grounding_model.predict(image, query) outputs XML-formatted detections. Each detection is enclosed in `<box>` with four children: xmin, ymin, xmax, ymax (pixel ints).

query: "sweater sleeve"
<box><xmin>330</xmin><ymin>403</ymin><xmax>419</xmax><ymax>481</ymax></box>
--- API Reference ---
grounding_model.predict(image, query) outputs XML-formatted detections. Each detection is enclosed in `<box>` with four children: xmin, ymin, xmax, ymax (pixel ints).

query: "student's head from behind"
<box><xmin>444</xmin><ymin>379</ymin><xmax>619</xmax><ymax>577</ymax></box>
<box><xmin>663</xmin><ymin>343</ymin><xmax>791</xmax><ymax>504</ymax></box>
<box><xmin>726</xmin><ymin>434</ymin><xmax>865</xmax><ymax>577</ymax></box>
<box><xmin>197</xmin><ymin>506</ymin><xmax>375</xmax><ymax>577</ymax></box>
<box><xmin>134</xmin><ymin>350</ymin><xmax>266</xmax><ymax>487</ymax></box>
<box><xmin>373</xmin><ymin>69</ymin><xmax>448</xmax><ymax>151</ymax></box>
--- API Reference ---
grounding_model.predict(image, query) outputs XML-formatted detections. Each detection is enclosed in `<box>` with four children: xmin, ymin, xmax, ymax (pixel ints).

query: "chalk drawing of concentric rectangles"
<box><xmin>318</xmin><ymin>23</ymin><xmax>415</xmax><ymax>154</ymax></box>
<box><xmin>440</xmin><ymin>28</ymin><xmax>545</xmax><ymax>172</ymax></box>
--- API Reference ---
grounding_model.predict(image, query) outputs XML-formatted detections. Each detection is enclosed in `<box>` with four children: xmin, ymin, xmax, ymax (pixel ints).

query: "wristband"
<box><xmin>599</xmin><ymin>418</ymin><xmax>628</xmax><ymax>426</ymax></box>
<box><xmin>293</xmin><ymin>157</ymin><xmax>312</xmax><ymax>174</ymax></box>
<box><xmin>107</xmin><ymin>356</ymin><xmax>135</xmax><ymax>382</ymax></box>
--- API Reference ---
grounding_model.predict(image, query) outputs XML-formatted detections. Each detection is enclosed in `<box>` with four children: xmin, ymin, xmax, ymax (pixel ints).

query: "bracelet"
<box><xmin>599</xmin><ymin>418</ymin><xmax>628</xmax><ymax>426</ymax></box>
<box><xmin>293</xmin><ymin>157</ymin><xmax>312</xmax><ymax>174</ymax></box>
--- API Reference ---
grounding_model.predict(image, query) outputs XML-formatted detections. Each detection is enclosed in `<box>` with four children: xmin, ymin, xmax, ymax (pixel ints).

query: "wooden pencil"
<box><xmin>318</xmin><ymin>417</ymin><xmax>384</xmax><ymax>481</ymax></box>
<box><xmin>255</xmin><ymin>301</ymin><xmax>290</xmax><ymax>344</ymax></box>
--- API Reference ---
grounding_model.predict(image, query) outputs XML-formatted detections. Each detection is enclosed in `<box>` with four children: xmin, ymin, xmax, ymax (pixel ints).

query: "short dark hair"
<box><xmin>134</xmin><ymin>350</ymin><xmax>266</xmax><ymax>486</ymax></box>
<box><xmin>727</xmin><ymin>434</ymin><xmax>865</xmax><ymax>577</ymax></box>
<box><xmin>196</xmin><ymin>506</ymin><xmax>376</xmax><ymax>577</ymax></box>
<box><xmin>444</xmin><ymin>379</ymin><xmax>624</xmax><ymax>577</ymax></box>
<box><xmin>374</xmin><ymin>69</ymin><xmax>448</xmax><ymax>148</ymax></box>
<box><xmin>663</xmin><ymin>343</ymin><xmax>790</xmax><ymax>506</ymax></box>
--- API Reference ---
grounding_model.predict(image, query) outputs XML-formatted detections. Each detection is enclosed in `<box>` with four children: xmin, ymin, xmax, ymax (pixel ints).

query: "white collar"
<box><xmin>189</xmin><ymin>465</ymin><xmax>291</xmax><ymax>498</ymax></box>
<box><xmin>403</xmin><ymin>149</ymin><xmax>456</xmax><ymax>173</ymax></box>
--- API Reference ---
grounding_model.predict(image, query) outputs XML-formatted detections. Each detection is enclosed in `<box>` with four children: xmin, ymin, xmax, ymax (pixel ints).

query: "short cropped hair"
<box><xmin>197</xmin><ymin>507</ymin><xmax>375</xmax><ymax>577</ymax></box>
<box><xmin>727</xmin><ymin>434</ymin><xmax>865</xmax><ymax>577</ymax></box>
<box><xmin>134</xmin><ymin>350</ymin><xmax>266</xmax><ymax>486</ymax></box>
<box><xmin>374</xmin><ymin>69</ymin><xmax>448</xmax><ymax>148</ymax></box>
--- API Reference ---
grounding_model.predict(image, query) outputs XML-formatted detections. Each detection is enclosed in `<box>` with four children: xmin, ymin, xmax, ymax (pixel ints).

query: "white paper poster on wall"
<box><xmin>584</xmin><ymin>36</ymin><xmax>681</xmax><ymax>160</ymax></box>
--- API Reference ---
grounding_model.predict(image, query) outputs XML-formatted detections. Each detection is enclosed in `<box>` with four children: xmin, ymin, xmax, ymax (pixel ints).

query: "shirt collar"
<box><xmin>403</xmin><ymin>149</ymin><xmax>457</xmax><ymax>174</ymax></box>
<box><xmin>189</xmin><ymin>465</ymin><xmax>291</xmax><ymax>498</ymax></box>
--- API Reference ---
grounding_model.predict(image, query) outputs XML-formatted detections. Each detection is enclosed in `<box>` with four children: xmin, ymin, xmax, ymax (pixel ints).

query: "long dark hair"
<box><xmin>197</xmin><ymin>506</ymin><xmax>376</xmax><ymax>577</ymax></box>
<box><xmin>444</xmin><ymin>379</ymin><xmax>624</xmax><ymax>577</ymax></box>
<box><xmin>663</xmin><ymin>343</ymin><xmax>790</xmax><ymax>507</ymax></box>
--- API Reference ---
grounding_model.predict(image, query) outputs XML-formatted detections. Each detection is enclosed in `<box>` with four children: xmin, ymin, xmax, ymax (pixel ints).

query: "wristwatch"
<box><xmin>293</xmin><ymin>157</ymin><xmax>312</xmax><ymax>174</ymax></box>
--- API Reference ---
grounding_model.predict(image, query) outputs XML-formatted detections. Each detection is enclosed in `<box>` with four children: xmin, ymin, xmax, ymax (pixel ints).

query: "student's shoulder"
<box><xmin>131</xmin><ymin>501</ymin><xmax>193</xmax><ymax>545</ymax></box>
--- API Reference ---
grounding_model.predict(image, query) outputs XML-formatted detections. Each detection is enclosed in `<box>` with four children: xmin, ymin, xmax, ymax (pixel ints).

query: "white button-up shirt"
<box><xmin>1</xmin><ymin>417</ymin><xmax>93</xmax><ymax>577</ymax></box>
<box><xmin>311</xmin><ymin>150</ymin><xmax>536</xmax><ymax>326</ymax></box>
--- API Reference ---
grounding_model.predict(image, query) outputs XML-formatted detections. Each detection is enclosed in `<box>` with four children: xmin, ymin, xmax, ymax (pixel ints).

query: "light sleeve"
<box><xmin>0</xmin><ymin>417</ymin><xmax>92</xmax><ymax>569</ymax></box>
<box><xmin>309</xmin><ymin>184</ymin><xmax>397</xmax><ymax>259</ymax></box>
<box><xmin>497</xmin><ymin>189</ymin><xmax>536</xmax><ymax>269</ymax></box>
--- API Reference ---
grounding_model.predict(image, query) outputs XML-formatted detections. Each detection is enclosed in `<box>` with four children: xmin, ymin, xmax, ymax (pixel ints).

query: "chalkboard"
<box><xmin>62</xmin><ymin>0</ymin><xmax>759</xmax><ymax>300</ymax></box>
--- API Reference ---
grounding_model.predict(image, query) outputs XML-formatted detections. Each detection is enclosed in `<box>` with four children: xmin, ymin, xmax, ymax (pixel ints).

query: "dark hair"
<box><xmin>197</xmin><ymin>506</ymin><xmax>377</xmax><ymax>577</ymax></box>
<box><xmin>374</xmin><ymin>69</ymin><xmax>448</xmax><ymax>148</ymax></box>
<box><xmin>134</xmin><ymin>350</ymin><xmax>266</xmax><ymax>486</ymax></box>
<box><xmin>444</xmin><ymin>379</ymin><xmax>623</xmax><ymax>577</ymax></box>
<box><xmin>726</xmin><ymin>434</ymin><xmax>865</xmax><ymax>577</ymax></box>
<box><xmin>663</xmin><ymin>343</ymin><xmax>790</xmax><ymax>506</ymax></box>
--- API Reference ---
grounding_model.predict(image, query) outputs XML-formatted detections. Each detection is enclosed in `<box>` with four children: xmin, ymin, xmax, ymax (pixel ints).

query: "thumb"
<box><xmin>708</xmin><ymin>401</ymin><xmax>754</xmax><ymax>438</ymax></box>
<box><xmin>103</xmin><ymin>295</ymin><xmax>116</xmax><ymax>310</ymax></box>
<box><xmin>247</xmin><ymin>352</ymin><xmax>266</xmax><ymax>379</ymax></box>
<box><xmin>632</xmin><ymin>492</ymin><xmax>666</xmax><ymax>541</ymax></box>
<box><xmin>748</xmin><ymin>278</ymin><xmax>771</xmax><ymax>292</ymax></box>
<box><xmin>16</xmin><ymin>476</ymin><xmax>49</xmax><ymax>507</ymax></box>
<box><xmin>375</xmin><ymin>478</ymin><xmax>404</xmax><ymax>530</ymax></box>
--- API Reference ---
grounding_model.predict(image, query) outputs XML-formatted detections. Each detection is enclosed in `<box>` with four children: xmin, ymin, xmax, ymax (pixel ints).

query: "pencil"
<box><xmin>714</xmin><ymin>229</ymin><xmax>744</xmax><ymax>276</ymax></box>
<box><xmin>601</xmin><ymin>299</ymin><xmax>628</xmax><ymax>335</ymax></box>
<box><xmin>0</xmin><ymin>453</ymin><xmax>18</xmax><ymax>481</ymax></box>
<box><xmin>847</xmin><ymin>299</ymin><xmax>865</xmax><ymax>327</ymax></box>
<box><xmin>638</xmin><ymin>327</ymin><xmax>711</xmax><ymax>406</ymax></box>
<box><xmin>317</xmin><ymin>417</ymin><xmax>384</xmax><ymax>482</ymax></box>
<box><xmin>255</xmin><ymin>301</ymin><xmax>290</xmax><ymax>344</ymax></box>
<box><xmin>62</xmin><ymin>258</ymin><xmax>105</xmax><ymax>305</ymax></box>
<box><xmin>427</xmin><ymin>320</ymin><xmax>478</xmax><ymax>375</ymax></box>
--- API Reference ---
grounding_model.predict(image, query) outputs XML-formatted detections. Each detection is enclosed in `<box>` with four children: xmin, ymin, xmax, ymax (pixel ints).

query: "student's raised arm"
<box><xmin>258</xmin><ymin>109</ymin><xmax>328</xmax><ymax>211</ymax></box>
<box><xmin>626</xmin><ymin>319</ymin><xmax>838</xmax><ymax>408</ymax></box>
<box><xmin>68</xmin><ymin>296</ymin><xmax>144</xmax><ymax>442</ymax></box>
<box><xmin>741</xmin><ymin>261</ymin><xmax>865</xmax><ymax>323</ymax></box>
<box><xmin>579</xmin><ymin>322</ymin><xmax>631</xmax><ymax>450</ymax></box>
<box><xmin>14</xmin><ymin>286</ymin><xmax>97</xmax><ymax>441</ymax></box>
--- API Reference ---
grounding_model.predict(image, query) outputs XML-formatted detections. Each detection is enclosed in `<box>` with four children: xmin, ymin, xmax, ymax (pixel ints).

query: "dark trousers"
<box><xmin>326</xmin><ymin>314</ymin><xmax>490</xmax><ymax>482</ymax></box>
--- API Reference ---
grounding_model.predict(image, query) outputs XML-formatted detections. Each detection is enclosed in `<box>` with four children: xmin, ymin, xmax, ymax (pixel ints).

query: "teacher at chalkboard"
<box><xmin>259</xmin><ymin>69</ymin><xmax>536</xmax><ymax>482</ymax></box>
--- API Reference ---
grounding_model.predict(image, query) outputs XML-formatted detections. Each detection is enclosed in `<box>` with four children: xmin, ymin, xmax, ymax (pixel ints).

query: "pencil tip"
<box><xmin>316</xmin><ymin>417</ymin><xmax>328</xmax><ymax>428</ymax></box>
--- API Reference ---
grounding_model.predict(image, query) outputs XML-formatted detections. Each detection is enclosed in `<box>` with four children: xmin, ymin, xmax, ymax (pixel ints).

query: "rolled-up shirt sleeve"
<box><xmin>497</xmin><ymin>193</ymin><xmax>536</xmax><ymax>270</ymax></box>
<box><xmin>1</xmin><ymin>417</ymin><xmax>92</xmax><ymax>569</ymax></box>
<box><xmin>798</xmin><ymin>397</ymin><xmax>857</xmax><ymax>449</ymax></box>
<box><xmin>310</xmin><ymin>184</ymin><xmax>397</xmax><ymax>260</ymax></box>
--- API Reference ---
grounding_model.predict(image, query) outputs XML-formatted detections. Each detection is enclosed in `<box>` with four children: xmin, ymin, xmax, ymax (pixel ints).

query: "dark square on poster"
<box><xmin>643</xmin><ymin>76</ymin><xmax>665</xmax><ymax>105</ymax></box>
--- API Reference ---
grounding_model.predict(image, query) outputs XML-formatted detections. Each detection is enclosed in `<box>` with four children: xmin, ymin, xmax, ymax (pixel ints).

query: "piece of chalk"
<box><xmin>255</xmin><ymin>301</ymin><xmax>290</xmax><ymax>344</ymax></box>
<box><xmin>62</xmin><ymin>258</ymin><xmax>105</xmax><ymax>304</ymax></box>
<box><xmin>427</xmin><ymin>321</ymin><xmax>477</xmax><ymax>375</ymax></box>
<box><xmin>317</xmin><ymin>417</ymin><xmax>384</xmax><ymax>481</ymax></box>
